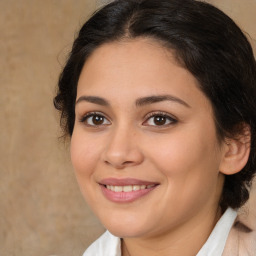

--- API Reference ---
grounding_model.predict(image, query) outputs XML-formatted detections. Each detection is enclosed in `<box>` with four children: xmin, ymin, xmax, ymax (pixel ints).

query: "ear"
<box><xmin>219</xmin><ymin>124</ymin><xmax>251</xmax><ymax>175</ymax></box>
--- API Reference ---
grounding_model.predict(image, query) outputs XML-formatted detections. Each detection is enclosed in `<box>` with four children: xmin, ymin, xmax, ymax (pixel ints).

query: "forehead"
<box><xmin>77</xmin><ymin>38</ymin><xmax>211</xmax><ymax>112</ymax></box>
<box><xmin>78</xmin><ymin>38</ymin><xmax>183</xmax><ymax>87</ymax></box>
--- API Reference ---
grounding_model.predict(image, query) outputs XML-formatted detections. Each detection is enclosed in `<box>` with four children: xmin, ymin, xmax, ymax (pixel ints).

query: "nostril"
<box><xmin>104</xmin><ymin>160</ymin><xmax>111</xmax><ymax>166</ymax></box>
<box><xmin>102</xmin><ymin>146</ymin><xmax>144</xmax><ymax>168</ymax></box>
<box><xmin>123</xmin><ymin>161</ymin><xmax>134</xmax><ymax>165</ymax></box>
<box><xmin>104</xmin><ymin>160</ymin><xmax>135</xmax><ymax>169</ymax></box>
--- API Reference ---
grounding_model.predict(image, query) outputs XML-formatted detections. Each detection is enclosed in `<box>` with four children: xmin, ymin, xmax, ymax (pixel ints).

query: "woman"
<box><xmin>54</xmin><ymin>0</ymin><xmax>256</xmax><ymax>255</ymax></box>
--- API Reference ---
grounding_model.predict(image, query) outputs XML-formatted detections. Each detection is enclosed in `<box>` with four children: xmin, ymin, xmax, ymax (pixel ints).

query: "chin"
<box><xmin>107</xmin><ymin>227</ymin><xmax>147</xmax><ymax>239</ymax></box>
<box><xmin>101</xmin><ymin>216</ymin><xmax>151</xmax><ymax>238</ymax></box>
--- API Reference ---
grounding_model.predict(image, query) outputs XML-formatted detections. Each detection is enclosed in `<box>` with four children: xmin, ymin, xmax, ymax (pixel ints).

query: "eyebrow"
<box><xmin>76</xmin><ymin>94</ymin><xmax>190</xmax><ymax>108</ymax></box>
<box><xmin>135</xmin><ymin>95</ymin><xmax>190</xmax><ymax>108</ymax></box>
<box><xmin>76</xmin><ymin>96</ymin><xmax>110</xmax><ymax>106</ymax></box>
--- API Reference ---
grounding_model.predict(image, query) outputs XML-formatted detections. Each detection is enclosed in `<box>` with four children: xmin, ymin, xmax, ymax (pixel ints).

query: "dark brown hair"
<box><xmin>54</xmin><ymin>0</ymin><xmax>256</xmax><ymax>209</ymax></box>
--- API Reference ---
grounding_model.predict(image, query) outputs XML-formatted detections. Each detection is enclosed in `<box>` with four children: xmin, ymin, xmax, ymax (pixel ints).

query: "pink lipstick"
<box><xmin>99</xmin><ymin>178</ymin><xmax>159</xmax><ymax>203</ymax></box>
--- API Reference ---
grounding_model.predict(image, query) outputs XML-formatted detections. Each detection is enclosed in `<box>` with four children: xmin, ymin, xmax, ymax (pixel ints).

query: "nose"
<box><xmin>102</xmin><ymin>126</ymin><xmax>144</xmax><ymax>169</ymax></box>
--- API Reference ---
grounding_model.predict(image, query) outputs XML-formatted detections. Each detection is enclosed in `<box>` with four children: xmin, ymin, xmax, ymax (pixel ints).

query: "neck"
<box><xmin>122</xmin><ymin>206</ymin><xmax>222</xmax><ymax>256</ymax></box>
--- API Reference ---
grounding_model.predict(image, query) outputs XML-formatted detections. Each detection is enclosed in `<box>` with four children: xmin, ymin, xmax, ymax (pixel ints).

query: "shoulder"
<box><xmin>82</xmin><ymin>230</ymin><xmax>121</xmax><ymax>256</ymax></box>
<box><xmin>223</xmin><ymin>215</ymin><xmax>256</xmax><ymax>255</ymax></box>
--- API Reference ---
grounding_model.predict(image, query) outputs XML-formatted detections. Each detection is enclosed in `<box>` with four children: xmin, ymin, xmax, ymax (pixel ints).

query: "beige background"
<box><xmin>0</xmin><ymin>1</ymin><xmax>255</xmax><ymax>256</ymax></box>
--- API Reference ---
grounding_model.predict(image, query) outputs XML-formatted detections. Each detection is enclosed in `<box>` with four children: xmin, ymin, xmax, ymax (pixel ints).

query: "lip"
<box><xmin>99</xmin><ymin>178</ymin><xmax>159</xmax><ymax>203</ymax></box>
<box><xmin>99</xmin><ymin>178</ymin><xmax>158</xmax><ymax>186</ymax></box>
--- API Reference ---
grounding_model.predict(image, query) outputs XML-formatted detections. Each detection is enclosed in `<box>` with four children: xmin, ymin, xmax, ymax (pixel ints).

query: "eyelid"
<box><xmin>79</xmin><ymin>111</ymin><xmax>111</xmax><ymax>126</ymax></box>
<box><xmin>78</xmin><ymin>110</ymin><xmax>177</xmax><ymax>127</ymax></box>
<box><xmin>143</xmin><ymin>111</ymin><xmax>178</xmax><ymax>126</ymax></box>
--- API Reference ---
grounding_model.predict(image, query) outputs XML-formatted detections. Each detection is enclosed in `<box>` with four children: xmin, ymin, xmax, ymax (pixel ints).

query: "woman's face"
<box><xmin>71</xmin><ymin>38</ymin><xmax>226</xmax><ymax>238</ymax></box>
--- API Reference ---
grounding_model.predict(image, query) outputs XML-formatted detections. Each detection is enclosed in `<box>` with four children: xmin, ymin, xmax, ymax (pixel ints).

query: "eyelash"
<box><xmin>143</xmin><ymin>111</ymin><xmax>177</xmax><ymax>127</ymax></box>
<box><xmin>79</xmin><ymin>111</ymin><xmax>177</xmax><ymax>127</ymax></box>
<box><xmin>79</xmin><ymin>112</ymin><xmax>111</xmax><ymax>127</ymax></box>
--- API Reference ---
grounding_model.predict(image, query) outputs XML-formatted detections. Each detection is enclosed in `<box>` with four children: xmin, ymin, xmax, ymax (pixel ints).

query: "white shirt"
<box><xmin>83</xmin><ymin>208</ymin><xmax>237</xmax><ymax>256</ymax></box>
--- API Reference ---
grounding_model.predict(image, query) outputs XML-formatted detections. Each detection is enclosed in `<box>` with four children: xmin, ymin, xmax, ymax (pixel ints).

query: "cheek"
<box><xmin>149</xmin><ymin>129</ymin><xmax>219</xmax><ymax>176</ymax></box>
<box><xmin>70</xmin><ymin>131</ymin><xmax>104</xmax><ymax>206</ymax></box>
<box><xmin>70</xmin><ymin>131</ymin><xmax>101</xmax><ymax>179</ymax></box>
<box><xmin>146</xmin><ymin>127</ymin><xmax>221</xmax><ymax>205</ymax></box>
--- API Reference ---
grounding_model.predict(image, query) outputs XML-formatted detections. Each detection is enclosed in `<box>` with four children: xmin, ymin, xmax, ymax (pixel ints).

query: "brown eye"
<box><xmin>143</xmin><ymin>113</ymin><xmax>177</xmax><ymax>127</ymax></box>
<box><xmin>153</xmin><ymin>116</ymin><xmax>167</xmax><ymax>126</ymax></box>
<box><xmin>81</xmin><ymin>113</ymin><xmax>111</xmax><ymax>126</ymax></box>
<box><xmin>92</xmin><ymin>115</ymin><xmax>104</xmax><ymax>125</ymax></box>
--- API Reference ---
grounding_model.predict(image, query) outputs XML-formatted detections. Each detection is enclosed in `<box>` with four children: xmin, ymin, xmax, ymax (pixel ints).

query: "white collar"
<box><xmin>197</xmin><ymin>207</ymin><xmax>237</xmax><ymax>256</ymax></box>
<box><xmin>83</xmin><ymin>207</ymin><xmax>237</xmax><ymax>256</ymax></box>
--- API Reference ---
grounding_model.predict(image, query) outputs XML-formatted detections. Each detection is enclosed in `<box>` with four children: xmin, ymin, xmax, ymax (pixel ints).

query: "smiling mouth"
<box><xmin>104</xmin><ymin>184</ymin><xmax>156</xmax><ymax>192</ymax></box>
<box><xmin>99</xmin><ymin>179</ymin><xmax>159</xmax><ymax>203</ymax></box>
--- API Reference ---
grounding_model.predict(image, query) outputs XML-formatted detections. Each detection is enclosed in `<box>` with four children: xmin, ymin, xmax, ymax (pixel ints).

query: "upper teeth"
<box><xmin>106</xmin><ymin>185</ymin><xmax>155</xmax><ymax>192</ymax></box>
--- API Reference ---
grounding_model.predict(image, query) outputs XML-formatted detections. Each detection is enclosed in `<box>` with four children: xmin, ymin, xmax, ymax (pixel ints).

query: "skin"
<box><xmin>70</xmin><ymin>38</ymin><xmax>246</xmax><ymax>256</ymax></box>
<box><xmin>223</xmin><ymin>178</ymin><xmax>256</xmax><ymax>256</ymax></box>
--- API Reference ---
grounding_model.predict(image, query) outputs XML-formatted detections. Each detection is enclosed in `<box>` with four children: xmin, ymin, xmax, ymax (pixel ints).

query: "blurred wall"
<box><xmin>0</xmin><ymin>1</ymin><xmax>255</xmax><ymax>256</ymax></box>
<box><xmin>0</xmin><ymin>1</ymin><xmax>104</xmax><ymax>256</ymax></box>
